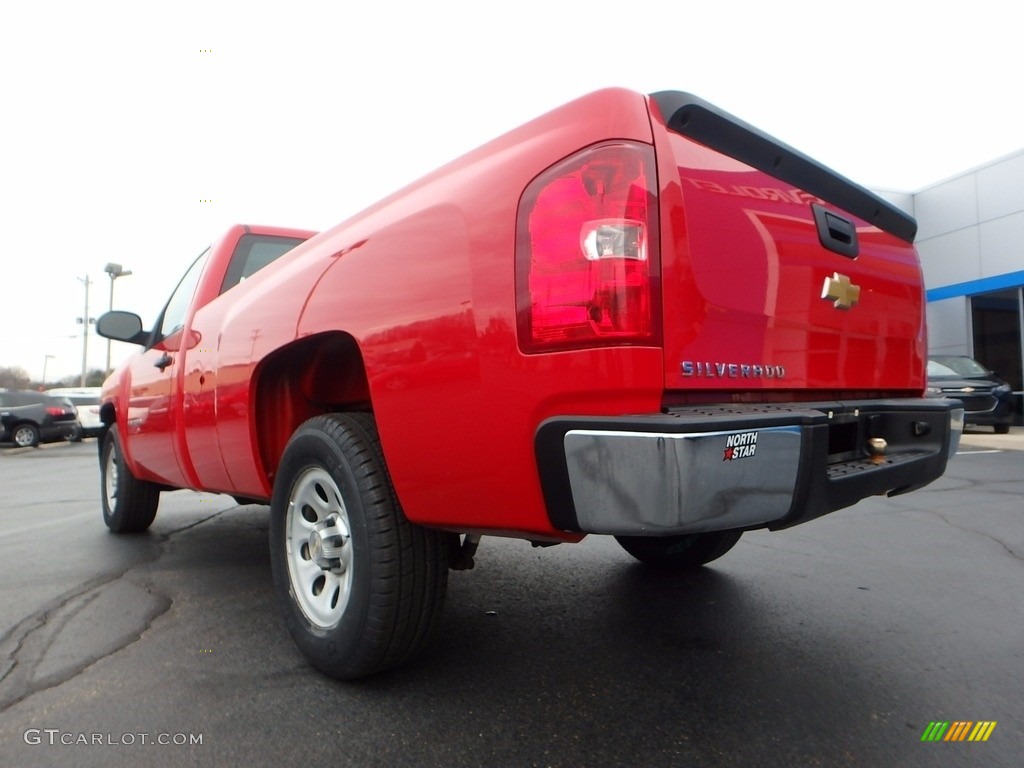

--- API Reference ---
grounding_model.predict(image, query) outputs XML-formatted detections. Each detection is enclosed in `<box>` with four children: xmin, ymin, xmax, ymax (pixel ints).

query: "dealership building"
<box><xmin>878</xmin><ymin>148</ymin><xmax>1024</xmax><ymax>424</ymax></box>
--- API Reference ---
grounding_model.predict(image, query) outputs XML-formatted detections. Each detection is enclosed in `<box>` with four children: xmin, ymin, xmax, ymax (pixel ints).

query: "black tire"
<box><xmin>69</xmin><ymin>423</ymin><xmax>84</xmax><ymax>442</ymax></box>
<box><xmin>994</xmin><ymin>423</ymin><xmax>1011</xmax><ymax>435</ymax></box>
<box><xmin>100</xmin><ymin>427</ymin><xmax>160</xmax><ymax>532</ymax></box>
<box><xmin>269</xmin><ymin>413</ymin><xmax>449</xmax><ymax>679</ymax></box>
<box><xmin>615</xmin><ymin>530</ymin><xmax>743</xmax><ymax>570</ymax></box>
<box><xmin>12</xmin><ymin>423</ymin><xmax>40</xmax><ymax>448</ymax></box>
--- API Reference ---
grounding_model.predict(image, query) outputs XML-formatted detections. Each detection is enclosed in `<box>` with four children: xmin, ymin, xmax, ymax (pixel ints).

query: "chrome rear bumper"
<box><xmin>536</xmin><ymin>400</ymin><xmax>963</xmax><ymax>536</ymax></box>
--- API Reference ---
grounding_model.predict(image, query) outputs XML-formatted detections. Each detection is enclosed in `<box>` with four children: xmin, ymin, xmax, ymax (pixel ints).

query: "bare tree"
<box><xmin>0</xmin><ymin>366</ymin><xmax>31</xmax><ymax>390</ymax></box>
<box><xmin>51</xmin><ymin>369</ymin><xmax>107</xmax><ymax>388</ymax></box>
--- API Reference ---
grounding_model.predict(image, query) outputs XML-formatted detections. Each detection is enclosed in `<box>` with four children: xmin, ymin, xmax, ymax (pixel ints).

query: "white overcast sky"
<box><xmin>2</xmin><ymin>0</ymin><xmax>1021</xmax><ymax>381</ymax></box>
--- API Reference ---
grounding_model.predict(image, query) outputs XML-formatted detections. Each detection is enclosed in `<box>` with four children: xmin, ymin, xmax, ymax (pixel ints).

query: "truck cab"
<box><xmin>99</xmin><ymin>225</ymin><xmax>314</xmax><ymax>494</ymax></box>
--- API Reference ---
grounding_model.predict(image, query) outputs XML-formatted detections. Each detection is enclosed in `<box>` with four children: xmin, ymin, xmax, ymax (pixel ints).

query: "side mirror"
<box><xmin>96</xmin><ymin>311</ymin><xmax>150</xmax><ymax>346</ymax></box>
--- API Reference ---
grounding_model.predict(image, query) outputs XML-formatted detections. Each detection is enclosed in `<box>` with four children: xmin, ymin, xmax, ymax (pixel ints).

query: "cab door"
<box><xmin>122</xmin><ymin>250</ymin><xmax>209</xmax><ymax>488</ymax></box>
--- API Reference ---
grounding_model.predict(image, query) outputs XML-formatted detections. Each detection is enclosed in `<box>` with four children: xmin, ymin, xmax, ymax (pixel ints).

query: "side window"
<box><xmin>158</xmin><ymin>248</ymin><xmax>211</xmax><ymax>340</ymax></box>
<box><xmin>219</xmin><ymin>234</ymin><xmax>307</xmax><ymax>295</ymax></box>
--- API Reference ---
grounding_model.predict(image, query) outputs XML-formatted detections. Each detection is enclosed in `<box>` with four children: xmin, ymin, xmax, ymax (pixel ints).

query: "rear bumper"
<box><xmin>536</xmin><ymin>399</ymin><xmax>963</xmax><ymax>536</ymax></box>
<box><xmin>42</xmin><ymin>421</ymin><xmax>78</xmax><ymax>442</ymax></box>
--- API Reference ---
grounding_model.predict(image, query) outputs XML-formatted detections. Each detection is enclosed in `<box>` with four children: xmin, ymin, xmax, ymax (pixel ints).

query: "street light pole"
<box><xmin>42</xmin><ymin>354</ymin><xmax>55</xmax><ymax>387</ymax></box>
<box><xmin>103</xmin><ymin>262</ymin><xmax>132</xmax><ymax>374</ymax></box>
<box><xmin>76</xmin><ymin>275</ymin><xmax>95</xmax><ymax>387</ymax></box>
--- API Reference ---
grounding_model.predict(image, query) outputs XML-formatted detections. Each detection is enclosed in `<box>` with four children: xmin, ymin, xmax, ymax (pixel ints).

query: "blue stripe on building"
<box><xmin>927</xmin><ymin>271</ymin><xmax>1024</xmax><ymax>302</ymax></box>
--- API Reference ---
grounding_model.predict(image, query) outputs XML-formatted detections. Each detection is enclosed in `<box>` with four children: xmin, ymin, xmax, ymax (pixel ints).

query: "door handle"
<box><xmin>812</xmin><ymin>203</ymin><xmax>859</xmax><ymax>258</ymax></box>
<box><xmin>154</xmin><ymin>353</ymin><xmax>173</xmax><ymax>372</ymax></box>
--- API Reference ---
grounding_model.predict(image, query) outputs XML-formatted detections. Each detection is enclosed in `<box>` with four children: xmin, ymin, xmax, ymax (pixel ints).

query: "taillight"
<box><xmin>516</xmin><ymin>141</ymin><xmax>659</xmax><ymax>353</ymax></box>
<box><xmin>45</xmin><ymin>407</ymin><xmax>66</xmax><ymax>416</ymax></box>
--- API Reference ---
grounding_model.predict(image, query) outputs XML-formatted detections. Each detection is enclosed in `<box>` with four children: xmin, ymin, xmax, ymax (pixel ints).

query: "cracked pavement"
<box><xmin>0</xmin><ymin>437</ymin><xmax>1021</xmax><ymax>767</ymax></box>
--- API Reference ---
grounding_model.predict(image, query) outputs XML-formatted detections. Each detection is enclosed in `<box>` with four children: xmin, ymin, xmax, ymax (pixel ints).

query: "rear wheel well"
<box><xmin>254</xmin><ymin>332</ymin><xmax>371</xmax><ymax>486</ymax></box>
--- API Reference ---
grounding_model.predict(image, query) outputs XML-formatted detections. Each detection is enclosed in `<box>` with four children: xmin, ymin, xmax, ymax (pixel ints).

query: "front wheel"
<box><xmin>269</xmin><ymin>413</ymin><xmax>449</xmax><ymax>679</ymax></box>
<box><xmin>994</xmin><ymin>423</ymin><xmax>1011</xmax><ymax>435</ymax></box>
<box><xmin>615</xmin><ymin>530</ymin><xmax>743</xmax><ymax>570</ymax></box>
<box><xmin>101</xmin><ymin>427</ymin><xmax>160</xmax><ymax>532</ymax></box>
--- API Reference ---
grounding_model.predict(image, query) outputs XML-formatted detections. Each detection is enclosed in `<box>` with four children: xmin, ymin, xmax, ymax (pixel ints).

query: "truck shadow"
<box><xmin>354</xmin><ymin>539</ymin><xmax>934</xmax><ymax>764</ymax></box>
<box><xmin>127</xmin><ymin>510</ymin><xmax>938</xmax><ymax>765</ymax></box>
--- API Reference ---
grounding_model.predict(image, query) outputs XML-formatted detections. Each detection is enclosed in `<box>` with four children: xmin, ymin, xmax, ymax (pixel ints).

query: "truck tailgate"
<box><xmin>649</xmin><ymin>92</ymin><xmax>926</xmax><ymax>395</ymax></box>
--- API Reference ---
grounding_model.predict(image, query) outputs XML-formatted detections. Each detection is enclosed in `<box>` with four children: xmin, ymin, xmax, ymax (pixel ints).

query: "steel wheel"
<box><xmin>285</xmin><ymin>467</ymin><xmax>354</xmax><ymax>628</ymax></box>
<box><xmin>269</xmin><ymin>413</ymin><xmax>449</xmax><ymax>679</ymax></box>
<box><xmin>100</xmin><ymin>426</ymin><xmax>160</xmax><ymax>532</ymax></box>
<box><xmin>104</xmin><ymin>437</ymin><xmax>120</xmax><ymax>510</ymax></box>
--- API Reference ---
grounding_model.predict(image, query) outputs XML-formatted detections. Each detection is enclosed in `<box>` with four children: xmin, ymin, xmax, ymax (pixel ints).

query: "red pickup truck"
<box><xmin>97</xmin><ymin>88</ymin><xmax>963</xmax><ymax>679</ymax></box>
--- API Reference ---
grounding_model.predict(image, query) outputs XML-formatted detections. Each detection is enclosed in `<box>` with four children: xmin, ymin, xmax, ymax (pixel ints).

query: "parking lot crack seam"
<box><xmin>923</xmin><ymin>509</ymin><xmax>1024</xmax><ymax>564</ymax></box>
<box><xmin>161</xmin><ymin>508</ymin><xmax>231</xmax><ymax>538</ymax></box>
<box><xmin>0</xmin><ymin>571</ymin><xmax>123</xmax><ymax>681</ymax></box>
<box><xmin>0</xmin><ymin>573</ymin><xmax>173</xmax><ymax>711</ymax></box>
<box><xmin>0</xmin><ymin>507</ymin><xmax>228</xmax><ymax>713</ymax></box>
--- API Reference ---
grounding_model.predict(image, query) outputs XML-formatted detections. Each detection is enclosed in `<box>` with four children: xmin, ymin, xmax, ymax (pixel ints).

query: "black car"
<box><xmin>926</xmin><ymin>356</ymin><xmax>1014</xmax><ymax>434</ymax></box>
<box><xmin>45</xmin><ymin>387</ymin><xmax>103</xmax><ymax>440</ymax></box>
<box><xmin>0</xmin><ymin>390</ymin><xmax>80</xmax><ymax>448</ymax></box>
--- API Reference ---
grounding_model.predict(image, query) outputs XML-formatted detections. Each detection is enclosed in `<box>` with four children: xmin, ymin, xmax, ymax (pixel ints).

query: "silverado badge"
<box><xmin>821</xmin><ymin>272</ymin><xmax>861</xmax><ymax>311</ymax></box>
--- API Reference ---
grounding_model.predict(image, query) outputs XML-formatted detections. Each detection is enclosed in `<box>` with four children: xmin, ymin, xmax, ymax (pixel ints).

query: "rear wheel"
<box><xmin>269</xmin><ymin>413</ymin><xmax>449</xmax><ymax>679</ymax></box>
<box><xmin>12</xmin><ymin>423</ymin><xmax>40</xmax><ymax>448</ymax></box>
<box><xmin>615</xmin><ymin>530</ymin><xmax>743</xmax><ymax>570</ymax></box>
<box><xmin>994</xmin><ymin>423</ymin><xmax>1011</xmax><ymax>434</ymax></box>
<box><xmin>101</xmin><ymin>427</ymin><xmax>160</xmax><ymax>532</ymax></box>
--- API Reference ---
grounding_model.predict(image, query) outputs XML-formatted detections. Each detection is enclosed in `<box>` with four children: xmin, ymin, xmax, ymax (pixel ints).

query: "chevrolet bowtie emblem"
<box><xmin>821</xmin><ymin>272</ymin><xmax>861</xmax><ymax>310</ymax></box>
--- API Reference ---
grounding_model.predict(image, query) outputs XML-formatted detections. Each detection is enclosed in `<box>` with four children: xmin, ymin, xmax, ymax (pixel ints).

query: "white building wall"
<box><xmin>979</xmin><ymin>211</ymin><xmax>1024</xmax><ymax>275</ymax></box>
<box><xmin>916</xmin><ymin>174</ymin><xmax>978</xmax><ymax>242</ymax></box>
<box><xmin>918</xmin><ymin>228</ymin><xmax>981</xmax><ymax>288</ymax></box>
<box><xmin>976</xmin><ymin>152</ymin><xmax>1024</xmax><ymax>221</ymax></box>
<box><xmin>925</xmin><ymin>300</ymin><xmax>970</xmax><ymax>354</ymax></box>
<box><xmin>911</xmin><ymin>148</ymin><xmax>1024</xmax><ymax>356</ymax></box>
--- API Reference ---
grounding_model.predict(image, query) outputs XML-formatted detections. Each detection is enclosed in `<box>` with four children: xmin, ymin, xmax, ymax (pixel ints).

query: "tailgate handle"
<box><xmin>812</xmin><ymin>203</ymin><xmax>858</xmax><ymax>258</ymax></box>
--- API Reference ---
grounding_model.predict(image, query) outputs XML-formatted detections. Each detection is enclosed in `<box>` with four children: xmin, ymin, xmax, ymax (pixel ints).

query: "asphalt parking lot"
<box><xmin>0</xmin><ymin>431</ymin><xmax>1021</xmax><ymax>767</ymax></box>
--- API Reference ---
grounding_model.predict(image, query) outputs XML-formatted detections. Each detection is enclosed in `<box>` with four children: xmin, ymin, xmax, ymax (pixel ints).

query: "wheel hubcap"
<box><xmin>307</xmin><ymin>516</ymin><xmax>348</xmax><ymax>570</ymax></box>
<box><xmin>14</xmin><ymin>428</ymin><xmax>34</xmax><ymax>447</ymax></box>
<box><xmin>285</xmin><ymin>467</ymin><xmax>353</xmax><ymax>628</ymax></box>
<box><xmin>104</xmin><ymin>444</ymin><xmax>119</xmax><ymax>509</ymax></box>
